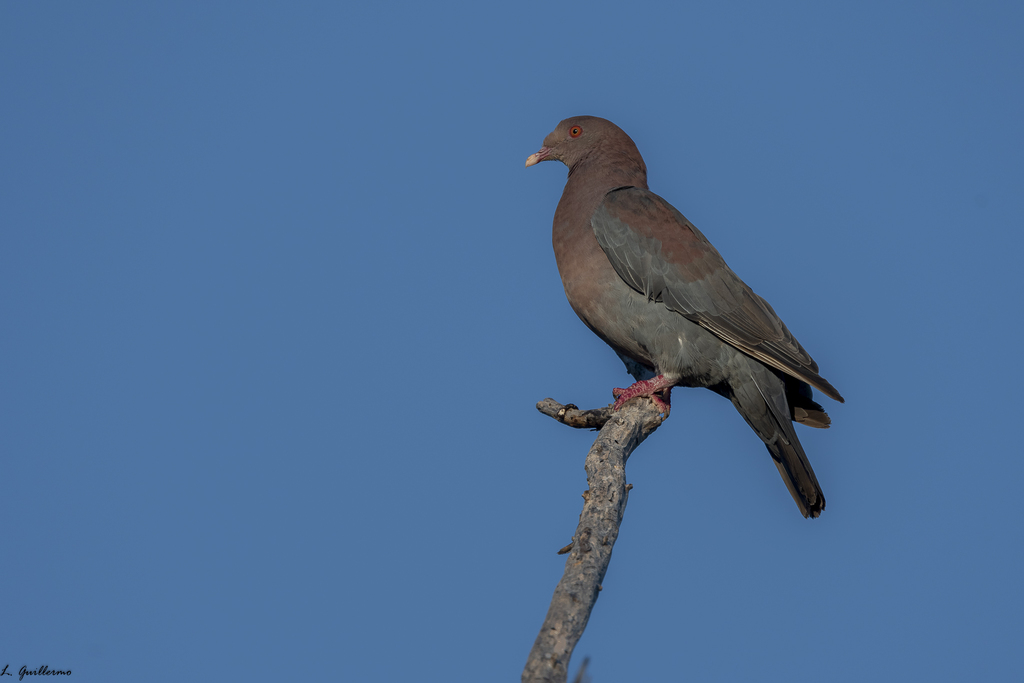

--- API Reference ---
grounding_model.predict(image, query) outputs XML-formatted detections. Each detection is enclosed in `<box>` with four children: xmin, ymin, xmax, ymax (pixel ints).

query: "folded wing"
<box><xmin>592</xmin><ymin>186</ymin><xmax>844</xmax><ymax>403</ymax></box>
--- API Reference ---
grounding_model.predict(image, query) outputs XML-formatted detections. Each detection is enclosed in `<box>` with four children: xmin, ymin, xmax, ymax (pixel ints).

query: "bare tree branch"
<box><xmin>535</xmin><ymin>399</ymin><xmax>617</xmax><ymax>430</ymax></box>
<box><xmin>522</xmin><ymin>398</ymin><xmax>667</xmax><ymax>683</ymax></box>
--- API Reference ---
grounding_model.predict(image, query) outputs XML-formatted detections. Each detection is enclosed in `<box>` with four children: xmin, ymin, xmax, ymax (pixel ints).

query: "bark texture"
<box><xmin>522</xmin><ymin>398</ymin><xmax>666</xmax><ymax>683</ymax></box>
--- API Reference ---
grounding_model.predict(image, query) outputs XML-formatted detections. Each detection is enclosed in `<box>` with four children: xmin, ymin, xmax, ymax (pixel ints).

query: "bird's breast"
<box><xmin>551</xmin><ymin>199</ymin><xmax>725</xmax><ymax>383</ymax></box>
<box><xmin>552</xmin><ymin>209</ymin><xmax>655</xmax><ymax>366</ymax></box>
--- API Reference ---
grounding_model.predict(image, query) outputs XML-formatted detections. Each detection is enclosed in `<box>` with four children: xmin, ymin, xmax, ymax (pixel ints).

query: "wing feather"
<box><xmin>592</xmin><ymin>187</ymin><xmax>844</xmax><ymax>402</ymax></box>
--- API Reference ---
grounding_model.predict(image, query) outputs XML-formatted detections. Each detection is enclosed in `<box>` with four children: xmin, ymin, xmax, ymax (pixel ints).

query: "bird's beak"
<box><xmin>525</xmin><ymin>147</ymin><xmax>552</xmax><ymax>168</ymax></box>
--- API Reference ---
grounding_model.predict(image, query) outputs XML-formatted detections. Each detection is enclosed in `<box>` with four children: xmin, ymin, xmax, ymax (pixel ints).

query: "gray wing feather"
<box><xmin>592</xmin><ymin>187</ymin><xmax>844</xmax><ymax>402</ymax></box>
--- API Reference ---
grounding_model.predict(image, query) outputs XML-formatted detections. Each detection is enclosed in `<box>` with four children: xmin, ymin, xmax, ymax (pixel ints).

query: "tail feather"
<box><xmin>765</xmin><ymin>432</ymin><xmax>825</xmax><ymax>518</ymax></box>
<box><xmin>792</xmin><ymin>405</ymin><xmax>831</xmax><ymax>429</ymax></box>
<box><xmin>731</xmin><ymin>362</ymin><xmax>827</xmax><ymax>518</ymax></box>
<box><xmin>785</xmin><ymin>376</ymin><xmax>831</xmax><ymax>429</ymax></box>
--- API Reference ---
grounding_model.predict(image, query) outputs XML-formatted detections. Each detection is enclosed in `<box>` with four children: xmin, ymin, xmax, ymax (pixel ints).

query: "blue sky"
<box><xmin>2</xmin><ymin>2</ymin><xmax>1022</xmax><ymax>681</ymax></box>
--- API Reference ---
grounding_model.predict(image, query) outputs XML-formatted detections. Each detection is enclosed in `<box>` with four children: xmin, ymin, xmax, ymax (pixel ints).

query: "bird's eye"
<box><xmin>570</xmin><ymin>126</ymin><xmax>582</xmax><ymax>138</ymax></box>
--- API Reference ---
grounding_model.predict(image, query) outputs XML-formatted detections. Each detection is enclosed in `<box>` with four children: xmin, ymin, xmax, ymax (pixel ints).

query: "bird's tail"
<box><xmin>730</xmin><ymin>364</ymin><xmax>826</xmax><ymax>518</ymax></box>
<box><xmin>765</xmin><ymin>428</ymin><xmax>825</xmax><ymax>518</ymax></box>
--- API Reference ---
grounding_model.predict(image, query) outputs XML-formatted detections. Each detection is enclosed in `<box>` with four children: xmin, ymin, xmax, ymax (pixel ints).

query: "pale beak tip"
<box><xmin>525</xmin><ymin>147</ymin><xmax>551</xmax><ymax>168</ymax></box>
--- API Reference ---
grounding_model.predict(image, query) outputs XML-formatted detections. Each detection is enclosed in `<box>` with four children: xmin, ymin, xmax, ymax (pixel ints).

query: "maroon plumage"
<box><xmin>527</xmin><ymin>116</ymin><xmax>843</xmax><ymax>517</ymax></box>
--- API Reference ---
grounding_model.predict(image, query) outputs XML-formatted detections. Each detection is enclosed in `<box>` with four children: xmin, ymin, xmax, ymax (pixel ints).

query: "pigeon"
<box><xmin>527</xmin><ymin>116</ymin><xmax>844</xmax><ymax>518</ymax></box>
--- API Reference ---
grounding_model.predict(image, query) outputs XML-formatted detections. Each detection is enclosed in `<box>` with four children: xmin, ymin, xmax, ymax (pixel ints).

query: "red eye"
<box><xmin>569</xmin><ymin>126</ymin><xmax>582</xmax><ymax>138</ymax></box>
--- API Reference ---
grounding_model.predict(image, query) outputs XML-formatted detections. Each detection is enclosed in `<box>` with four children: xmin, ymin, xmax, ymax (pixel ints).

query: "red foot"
<box><xmin>612</xmin><ymin>375</ymin><xmax>675</xmax><ymax>414</ymax></box>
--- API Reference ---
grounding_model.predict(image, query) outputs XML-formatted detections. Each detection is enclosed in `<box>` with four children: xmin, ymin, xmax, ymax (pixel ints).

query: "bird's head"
<box><xmin>526</xmin><ymin>116</ymin><xmax>646</xmax><ymax>182</ymax></box>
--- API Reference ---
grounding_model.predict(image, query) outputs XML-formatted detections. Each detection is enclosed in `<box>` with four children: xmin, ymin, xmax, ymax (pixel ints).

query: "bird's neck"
<box><xmin>560</xmin><ymin>152</ymin><xmax>649</xmax><ymax>216</ymax></box>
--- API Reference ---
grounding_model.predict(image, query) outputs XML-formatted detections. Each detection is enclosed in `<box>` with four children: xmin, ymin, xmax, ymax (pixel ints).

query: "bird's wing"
<box><xmin>592</xmin><ymin>186</ymin><xmax>844</xmax><ymax>402</ymax></box>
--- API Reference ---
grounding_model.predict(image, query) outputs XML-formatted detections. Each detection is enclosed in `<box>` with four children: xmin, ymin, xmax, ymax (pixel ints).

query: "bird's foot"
<box><xmin>612</xmin><ymin>375</ymin><xmax>674</xmax><ymax>414</ymax></box>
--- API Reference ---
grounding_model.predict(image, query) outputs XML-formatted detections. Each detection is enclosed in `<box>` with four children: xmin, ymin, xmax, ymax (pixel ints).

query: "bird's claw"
<box><xmin>611</xmin><ymin>377</ymin><xmax>673</xmax><ymax>414</ymax></box>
